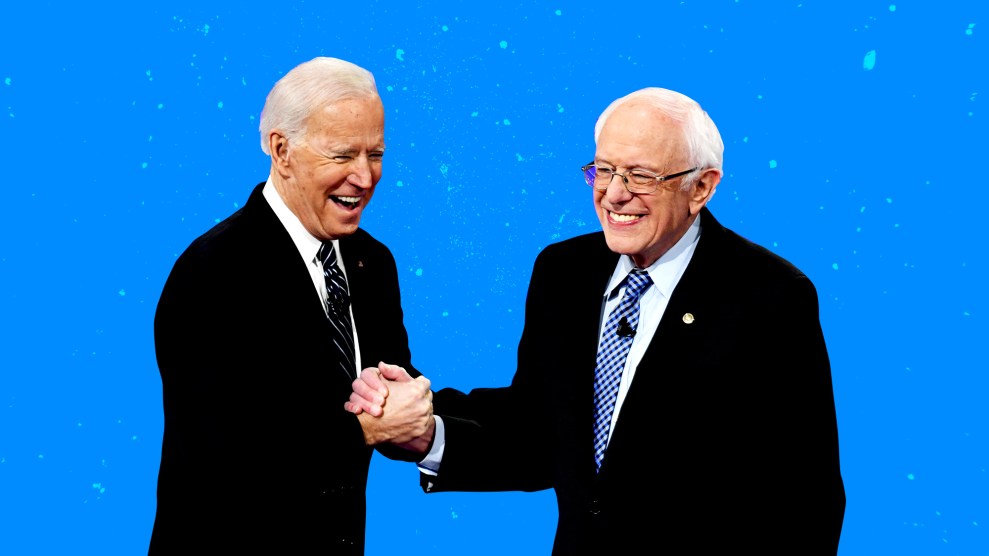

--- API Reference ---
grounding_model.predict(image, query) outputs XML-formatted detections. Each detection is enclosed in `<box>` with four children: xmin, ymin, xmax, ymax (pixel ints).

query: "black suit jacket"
<box><xmin>150</xmin><ymin>182</ymin><xmax>417</xmax><ymax>555</ymax></box>
<box><xmin>424</xmin><ymin>208</ymin><xmax>845</xmax><ymax>554</ymax></box>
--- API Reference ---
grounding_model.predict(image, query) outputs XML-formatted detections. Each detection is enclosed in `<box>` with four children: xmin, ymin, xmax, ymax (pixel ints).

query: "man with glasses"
<box><xmin>349</xmin><ymin>87</ymin><xmax>845</xmax><ymax>554</ymax></box>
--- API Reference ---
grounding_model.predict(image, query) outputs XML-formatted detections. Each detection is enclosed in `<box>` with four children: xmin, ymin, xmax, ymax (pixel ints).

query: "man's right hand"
<box><xmin>347</xmin><ymin>362</ymin><xmax>436</xmax><ymax>454</ymax></box>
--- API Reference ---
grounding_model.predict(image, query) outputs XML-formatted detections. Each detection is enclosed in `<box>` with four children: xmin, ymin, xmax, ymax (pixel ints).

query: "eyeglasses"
<box><xmin>581</xmin><ymin>162</ymin><xmax>698</xmax><ymax>194</ymax></box>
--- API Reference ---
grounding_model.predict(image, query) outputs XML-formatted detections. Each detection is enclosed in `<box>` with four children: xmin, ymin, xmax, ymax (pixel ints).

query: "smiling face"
<box><xmin>593</xmin><ymin>100</ymin><xmax>719</xmax><ymax>268</ymax></box>
<box><xmin>268</xmin><ymin>96</ymin><xmax>385</xmax><ymax>241</ymax></box>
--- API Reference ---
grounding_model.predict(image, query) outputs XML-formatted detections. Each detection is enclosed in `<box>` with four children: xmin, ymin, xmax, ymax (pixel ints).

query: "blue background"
<box><xmin>1</xmin><ymin>2</ymin><xmax>986</xmax><ymax>554</ymax></box>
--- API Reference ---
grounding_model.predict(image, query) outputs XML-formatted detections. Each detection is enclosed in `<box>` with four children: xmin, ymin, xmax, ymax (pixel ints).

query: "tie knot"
<box><xmin>318</xmin><ymin>241</ymin><xmax>350</xmax><ymax>315</ymax></box>
<box><xmin>625</xmin><ymin>269</ymin><xmax>652</xmax><ymax>299</ymax></box>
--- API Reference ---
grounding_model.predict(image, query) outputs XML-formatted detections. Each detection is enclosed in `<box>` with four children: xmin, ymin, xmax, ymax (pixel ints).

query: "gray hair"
<box><xmin>593</xmin><ymin>88</ymin><xmax>724</xmax><ymax>189</ymax></box>
<box><xmin>259</xmin><ymin>57</ymin><xmax>380</xmax><ymax>155</ymax></box>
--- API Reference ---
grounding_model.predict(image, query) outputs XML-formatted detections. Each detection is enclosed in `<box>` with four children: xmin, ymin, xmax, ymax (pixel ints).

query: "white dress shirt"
<box><xmin>420</xmin><ymin>214</ymin><xmax>703</xmax><ymax>474</ymax></box>
<box><xmin>262</xmin><ymin>177</ymin><xmax>363</xmax><ymax>374</ymax></box>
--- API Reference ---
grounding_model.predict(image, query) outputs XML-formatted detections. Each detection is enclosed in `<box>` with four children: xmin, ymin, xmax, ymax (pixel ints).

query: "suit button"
<box><xmin>588</xmin><ymin>499</ymin><xmax>601</xmax><ymax>516</ymax></box>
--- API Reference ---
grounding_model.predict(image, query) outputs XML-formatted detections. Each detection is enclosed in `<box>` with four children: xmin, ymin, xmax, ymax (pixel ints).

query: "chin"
<box><xmin>603</xmin><ymin>234</ymin><xmax>638</xmax><ymax>256</ymax></box>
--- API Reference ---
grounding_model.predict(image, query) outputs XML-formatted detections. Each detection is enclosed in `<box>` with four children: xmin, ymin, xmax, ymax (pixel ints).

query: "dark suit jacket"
<box><xmin>424</xmin><ymin>208</ymin><xmax>845</xmax><ymax>554</ymax></box>
<box><xmin>150</xmin><ymin>182</ymin><xmax>417</xmax><ymax>555</ymax></box>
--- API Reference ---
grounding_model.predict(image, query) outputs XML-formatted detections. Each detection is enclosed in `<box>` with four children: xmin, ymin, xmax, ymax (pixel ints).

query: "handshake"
<box><xmin>344</xmin><ymin>362</ymin><xmax>436</xmax><ymax>455</ymax></box>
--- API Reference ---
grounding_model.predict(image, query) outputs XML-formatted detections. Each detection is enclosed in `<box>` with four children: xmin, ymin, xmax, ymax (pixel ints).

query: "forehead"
<box><xmin>596</xmin><ymin>101</ymin><xmax>685</xmax><ymax>164</ymax></box>
<box><xmin>305</xmin><ymin>97</ymin><xmax>385</xmax><ymax>142</ymax></box>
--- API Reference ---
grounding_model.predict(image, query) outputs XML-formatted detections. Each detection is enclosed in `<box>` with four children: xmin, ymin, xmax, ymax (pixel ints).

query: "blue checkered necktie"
<box><xmin>317</xmin><ymin>241</ymin><xmax>356</xmax><ymax>380</ymax></box>
<box><xmin>592</xmin><ymin>268</ymin><xmax>653</xmax><ymax>472</ymax></box>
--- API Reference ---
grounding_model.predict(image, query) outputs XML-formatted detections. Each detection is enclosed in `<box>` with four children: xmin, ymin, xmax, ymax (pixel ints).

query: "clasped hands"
<box><xmin>345</xmin><ymin>362</ymin><xmax>435</xmax><ymax>455</ymax></box>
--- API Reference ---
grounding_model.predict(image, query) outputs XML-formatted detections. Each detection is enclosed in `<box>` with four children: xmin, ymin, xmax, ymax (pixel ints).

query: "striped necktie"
<box><xmin>592</xmin><ymin>268</ymin><xmax>653</xmax><ymax>472</ymax></box>
<box><xmin>317</xmin><ymin>241</ymin><xmax>356</xmax><ymax>379</ymax></box>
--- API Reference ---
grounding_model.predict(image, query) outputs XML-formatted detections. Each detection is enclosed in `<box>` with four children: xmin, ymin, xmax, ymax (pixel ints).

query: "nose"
<box><xmin>603</xmin><ymin>172</ymin><xmax>633</xmax><ymax>203</ymax></box>
<box><xmin>348</xmin><ymin>156</ymin><xmax>375</xmax><ymax>189</ymax></box>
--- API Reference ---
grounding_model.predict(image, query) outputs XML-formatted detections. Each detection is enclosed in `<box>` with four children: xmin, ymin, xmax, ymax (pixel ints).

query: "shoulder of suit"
<box><xmin>540</xmin><ymin>231</ymin><xmax>608</xmax><ymax>256</ymax></box>
<box><xmin>709</xmin><ymin>217</ymin><xmax>810</xmax><ymax>283</ymax></box>
<box><xmin>174</xmin><ymin>182</ymin><xmax>279</xmax><ymax>264</ymax></box>
<box><xmin>532</xmin><ymin>232</ymin><xmax>615</xmax><ymax>272</ymax></box>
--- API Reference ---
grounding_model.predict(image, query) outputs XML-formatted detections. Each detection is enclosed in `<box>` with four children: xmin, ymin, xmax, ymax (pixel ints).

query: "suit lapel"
<box><xmin>338</xmin><ymin>232</ymin><xmax>371</xmax><ymax>374</ymax></box>
<box><xmin>575</xmin><ymin>237</ymin><xmax>621</xmax><ymax>477</ymax></box>
<box><xmin>243</xmin><ymin>183</ymin><xmax>330</xmax><ymax>322</ymax></box>
<box><xmin>633</xmin><ymin>208</ymin><xmax>723</xmax><ymax>372</ymax></box>
<box><xmin>245</xmin><ymin>184</ymin><xmax>362</xmax><ymax>384</ymax></box>
<box><xmin>580</xmin><ymin>238</ymin><xmax>620</xmax><ymax>365</ymax></box>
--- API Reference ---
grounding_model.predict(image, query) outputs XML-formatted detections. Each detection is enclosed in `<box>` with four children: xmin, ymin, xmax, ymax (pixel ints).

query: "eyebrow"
<box><xmin>326</xmin><ymin>144</ymin><xmax>386</xmax><ymax>155</ymax></box>
<box><xmin>595</xmin><ymin>158</ymin><xmax>658</xmax><ymax>171</ymax></box>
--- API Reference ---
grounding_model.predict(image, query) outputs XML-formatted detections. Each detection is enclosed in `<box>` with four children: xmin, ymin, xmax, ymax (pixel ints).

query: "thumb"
<box><xmin>378</xmin><ymin>361</ymin><xmax>411</xmax><ymax>382</ymax></box>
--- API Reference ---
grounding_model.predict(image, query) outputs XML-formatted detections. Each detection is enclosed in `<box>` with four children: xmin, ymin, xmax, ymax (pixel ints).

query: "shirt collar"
<box><xmin>262</xmin><ymin>176</ymin><xmax>339</xmax><ymax>263</ymax></box>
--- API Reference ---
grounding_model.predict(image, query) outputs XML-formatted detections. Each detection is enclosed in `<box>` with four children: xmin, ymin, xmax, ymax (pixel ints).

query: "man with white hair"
<box><xmin>150</xmin><ymin>56</ymin><xmax>432</xmax><ymax>555</ymax></box>
<box><xmin>350</xmin><ymin>87</ymin><xmax>846</xmax><ymax>554</ymax></box>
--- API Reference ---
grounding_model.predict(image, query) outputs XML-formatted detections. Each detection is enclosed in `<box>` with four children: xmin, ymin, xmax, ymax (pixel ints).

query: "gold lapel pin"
<box><xmin>682</xmin><ymin>313</ymin><xmax>695</xmax><ymax>324</ymax></box>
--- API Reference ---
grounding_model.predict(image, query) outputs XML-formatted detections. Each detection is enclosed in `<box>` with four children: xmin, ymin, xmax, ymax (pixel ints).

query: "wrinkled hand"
<box><xmin>347</xmin><ymin>362</ymin><xmax>435</xmax><ymax>454</ymax></box>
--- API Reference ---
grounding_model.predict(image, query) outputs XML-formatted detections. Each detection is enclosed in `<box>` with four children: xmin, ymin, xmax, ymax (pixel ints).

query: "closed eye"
<box><xmin>629</xmin><ymin>171</ymin><xmax>658</xmax><ymax>183</ymax></box>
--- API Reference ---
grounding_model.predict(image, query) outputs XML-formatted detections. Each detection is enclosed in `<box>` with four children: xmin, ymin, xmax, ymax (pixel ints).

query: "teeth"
<box><xmin>610</xmin><ymin>211</ymin><xmax>641</xmax><ymax>223</ymax></box>
<box><xmin>335</xmin><ymin>196</ymin><xmax>360</xmax><ymax>204</ymax></box>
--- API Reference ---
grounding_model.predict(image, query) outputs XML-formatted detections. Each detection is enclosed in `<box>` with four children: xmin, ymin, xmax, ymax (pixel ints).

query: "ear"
<box><xmin>688</xmin><ymin>168</ymin><xmax>721</xmax><ymax>215</ymax></box>
<box><xmin>268</xmin><ymin>131</ymin><xmax>292</xmax><ymax>178</ymax></box>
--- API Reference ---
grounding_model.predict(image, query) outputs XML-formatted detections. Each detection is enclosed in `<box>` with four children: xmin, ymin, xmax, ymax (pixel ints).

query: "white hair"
<box><xmin>259</xmin><ymin>57</ymin><xmax>380</xmax><ymax>155</ymax></box>
<box><xmin>593</xmin><ymin>88</ymin><xmax>724</xmax><ymax>189</ymax></box>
